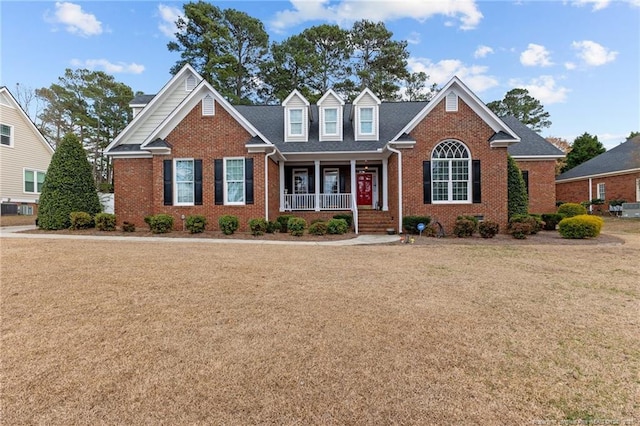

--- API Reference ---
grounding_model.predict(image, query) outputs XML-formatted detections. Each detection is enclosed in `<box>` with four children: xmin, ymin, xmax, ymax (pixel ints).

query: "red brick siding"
<box><xmin>114</xmin><ymin>101</ymin><xmax>268</xmax><ymax>231</ymax></box>
<box><xmin>113</xmin><ymin>157</ymin><xmax>153</xmax><ymax>226</ymax></box>
<box><xmin>401</xmin><ymin>97</ymin><xmax>509</xmax><ymax>233</ymax></box>
<box><xmin>515</xmin><ymin>160</ymin><xmax>558</xmax><ymax>213</ymax></box>
<box><xmin>556</xmin><ymin>172</ymin><xmax>640</xmax><ymax>207</ymax></box>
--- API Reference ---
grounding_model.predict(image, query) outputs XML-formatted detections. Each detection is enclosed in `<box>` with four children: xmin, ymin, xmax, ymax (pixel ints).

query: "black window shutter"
<box><xmin>163</xmin><ymin>160</ymin><xmax>173</xmax><ymax>206</ymax></box>
<box><xmin>214</xmin><ymin>159</ymin><xmax>223</xmax><ymax>205</ymax></box>
<box><xmin>339</xmin><ymin>172</ymin><xmax>346</xmax><ymax>193</ymax></box>
<box><xmin>245</xmin><ymin>157</ymin><xmax>254</xmax><ymax>205</ymax></box>
<box><xmin>472</xmin><ymin>160</ymin><xmax>481</xmax><ymax>204</ymax></box>
<box><xmin>194</xmin><ymin>159</ymin><xmax>203</xmax><ymax>205</ymax></box>
<box><xmin>423</xmin><ymin>161</ymin><xmax>431</xmax><ymax>204</ymax></box>
<box><xmin>521</xmin><ymin>170</ymin><xmax>529</xmax><ymax>195</ymax></box>
<box><xmin>308</xmin><ymin>167</ymin><xmax>315</xmax><ymax>194</ymax></box>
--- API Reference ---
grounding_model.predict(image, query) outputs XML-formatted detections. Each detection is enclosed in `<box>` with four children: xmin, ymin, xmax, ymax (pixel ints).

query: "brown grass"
<box><xmin>1</xmin><ymin>220</ymin><xmax>639</xmax><ymax>424</ymax></box>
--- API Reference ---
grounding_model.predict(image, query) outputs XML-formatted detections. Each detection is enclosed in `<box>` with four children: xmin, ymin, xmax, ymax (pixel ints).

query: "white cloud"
<box><xmin>49</xmin><ymin>2</ymin><xmax>102</xmax><ymax>37</ymax></box>
<box><xmin>158</xmin><ymin>4</ymin><xmax>184</xmax><ymax>38</ymax></box>
<box><xmin>571</xmin><ymin>40</ymin><xmax>618</xmax><ymax>66</ymax></box>
<box><xmin>564</xmin><ymin>62</ymin><xmax>577</xmax><ymax>70</ymax></box>
<box><xmin>270</xmin><ymin>0</ymin><xmax>482</xmax><ymax>33</ymax></box>
<box><xmin>474</xmin><ymin>45</ymin><xmax>494</xmax><ymax>58</ymax></box>
<box><xmin>408</xmin><ymin>57</ymin><xmax>498</xmax><ymax>93</ymax></box>
<box><xmin>508</xmin><ymin>75</ymin><xmax>569</xmax><ymax>104</ymax></box>
<box><xmin>407</xmin><ymin>31</ymin><xmax>421</xmax><ymax>45</ymax></box>
<box><xmin>520</xmin><ymin>43</ymin><xmax>553</xmax><ymax>67</ymax></box>
<box><xmin>570</xmin><ymin>0</ymin><xmax>612</xmax><ymax>11</ymax></box>
<box><xmin>70</xmin><ymin>59</ymin><xmax>145</xmax><ymax>74</ymax></box>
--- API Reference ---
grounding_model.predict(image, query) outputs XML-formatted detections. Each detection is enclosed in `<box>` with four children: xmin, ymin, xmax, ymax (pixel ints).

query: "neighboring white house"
<box><xmin>0</xmin><ymin>86</ymin><xmax>54</xmax><ymax>215</ymax></box>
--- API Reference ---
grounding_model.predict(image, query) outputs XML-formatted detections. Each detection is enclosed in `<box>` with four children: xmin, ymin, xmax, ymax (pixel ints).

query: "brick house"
<box><xmin>556</xmin><ymin>136</ymin><xmax>640</xmax><ymax>211</ymax></box>
<box><xmin>105</xmin><ymin>64</ymin><xmax>562</xmax><ymax>234</ymax></box>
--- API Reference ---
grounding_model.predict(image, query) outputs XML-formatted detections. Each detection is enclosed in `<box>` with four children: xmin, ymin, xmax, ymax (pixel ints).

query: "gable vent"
<box><xmin>202</xmin><ymin>94</ymin><xmax>214</xmax><ymax>116</ymax></box>
<box><xmin>445</xmin><ymin>92</ymin><xmax>458</xmax><ymax>112</ymax></box>
<box><xmin>186</xmin><ymin>75</ymin><xmax>197</xmax><ymax>92</ymax></box>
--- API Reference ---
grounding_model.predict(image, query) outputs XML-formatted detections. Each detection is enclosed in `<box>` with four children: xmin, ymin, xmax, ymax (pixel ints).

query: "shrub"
<box><xmin>453</xmin><ymin>217</ymin><xmax>477</xmax><ymax>238</ymax></box>
<box><xmin>218</xmin><ymin>215</ymin><xmax>239</xmax><ymax>235</ymax></box>
<box><xmin>266</xmin><ymin>220</ymin><xmax>281</xmax><ymax>234</ymax></box>
<box><xmin>277</xmin><ymin>215</ymin><xmax>294</xmax><ymax>233</ymax></box>
<box><xmin>557</xmin><ymin>202</ymin><xmax>587</xmax><ymax>218</ymax></box>
<box><xmin>310</xmin><ymin>218</ymin><xmax>325</xmax><ymax>225</ymax></box>
<box><xmin>144</xmin><ymin>215</ymin><xmax>153</xmax><ymax>227</ymax></box>
<box><xmin>510</xmin><ymin>214</ymin><xmax>542</xmax><ymax>235</ymax></box>
<box><xmin>478</xmin><ymin>220</ymin><xmax>500</xmax><ymax>238</ymax></box>
<box><xmin>186</xmin><ymin>215</ymin><xmax>207</xmax><ymax>234</ymax></box>
<box><xmin>287</xmin><ymin>217</ymin><xmax>307</xmax><ymax>237</ymax></box>
<box><xmin>508</xmin><ymin>155</ymin><xmax>528</xmax><ymax>218</ymax></box>
<box><xmin>148</xmin><ymin>214</ymin><xmax>174</xmax><ymax>234</ymax></box>
<box><xmin>327</xmin><ymin>218</ymin><xmax>348</xmax><ymax>235</ymax></box>
<box><xmin>402</xmin><ymin>215</ymin><xmax>432</xmax><ymax>234</ymax></box>
<box><xmin>97</xmin><ymin>182</ymin><xmax>114</xmax><ymax>193</ymax></box>
<box><xmin>308</xmin><ymin>221</ymin><xmax>328</xmax><ymax>235</ymax></box>
<box><xmin>541</xmin><ymin>213</ymin><xmax>564</xmax><ymax>231</ymax></box>
<box><xmin>509</xmin><ymin>221</ymin><xmax>532</xmax><ymax>239</ymax></box>
<box><xmin>332</xmin><ymin>213</ymin><xmax>353</xmax><ymax>228</ymax></box>
<box><xmin>122</xmin><ymin>221</ymin><xmax>136</xmax><ymax>232</ymax></box>
<box><xmin>249</xmin><ymin>218</ymin><xmax>268</xmax><ymax>236</ymax></box>
<box><xmin>69</xmin><ymin>212</ymin><xmax>93</xmax><ymax>230</ymax></box>
<box><xmin>558</xmin><ymin>215</ymin><xmax>604</xmax><ymax>239</ymax></box>
<box><xmin>38</xmin><ymin>133</ymin><xmax>102</xmax><ymax>230</ymax></box>
<box><xmin>95</xmin><ymin>213</ymin><xmax>116</xmax><ymax>231</ymax></box>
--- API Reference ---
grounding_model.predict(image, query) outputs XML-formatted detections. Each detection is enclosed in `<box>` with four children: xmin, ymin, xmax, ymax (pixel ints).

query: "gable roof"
<box><xmin>0</xmin><ymin>86</ymin><xmax>54</xmax><ymax>154</ymax></box>
<box><xmin>502</xmin><ymin>116</ymin><xmax>565</xmax><ymax>158</ymax></box>
<box><xmin>394</xmin><ymin>76</ymin><xmax>520</xmax><ymax>147</ymax></box>
<box><xmin>556</xmin><ymin>136</ymin><xmax>640</xmax><ymax>181</ymax></box>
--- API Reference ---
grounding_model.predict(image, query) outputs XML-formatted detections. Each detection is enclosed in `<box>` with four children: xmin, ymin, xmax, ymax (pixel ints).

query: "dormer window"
<box><xmin>283</xmin><ymin>90</ymin><xmax>310</xmax><ymax>142</ymax></box>
<box><xmin>289</xmin><ymin>109</ymin><xmax>303</xmax><ymax>136</ymax></box>
<box><xmin>324</xmin><ymin>108</ymin><xmax>338</xmax><ymax>135</ymax></box>
<box><xmin>359</xmin><ymin>107</ymin><xmax>373</xmax><ymax>134</ymax></box>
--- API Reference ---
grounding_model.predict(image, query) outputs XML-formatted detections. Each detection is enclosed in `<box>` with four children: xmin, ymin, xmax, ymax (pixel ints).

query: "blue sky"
<box><xmin>1</xmin><ymin>0</ymin><xmax>638</xmax><ymax>149</ymax></box>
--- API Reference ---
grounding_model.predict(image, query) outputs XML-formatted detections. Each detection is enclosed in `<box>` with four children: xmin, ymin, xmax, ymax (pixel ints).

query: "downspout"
<box><xmin>386</xmin><ymin>143</ymin><xmax>403</xmax><ymax>233</ymax></box>
<box><xmin>588</xmin><ymin>177</ymin><xmax>593</xmax><ymax>213</ymax></box>
<box><xmin>264</xmin><ymin>147</ymin><xmax>278</xmax><ymax>222</ymax></box>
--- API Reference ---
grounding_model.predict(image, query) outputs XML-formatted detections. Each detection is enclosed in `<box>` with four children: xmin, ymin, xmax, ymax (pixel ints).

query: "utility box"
<box><xmin>621</xmin><ymin>202</ymin><xmax>640</xmax><ymax>218</ymax></box>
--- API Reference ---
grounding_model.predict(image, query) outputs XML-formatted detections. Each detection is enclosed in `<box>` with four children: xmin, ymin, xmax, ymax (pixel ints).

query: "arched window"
<box><xmin>431</xmin><ymin>140</ymin><xmax>471</xmax><ymax>202</ymax></box>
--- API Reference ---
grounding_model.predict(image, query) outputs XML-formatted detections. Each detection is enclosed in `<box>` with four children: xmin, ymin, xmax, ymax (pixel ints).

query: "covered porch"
<box><xmin>279</xmin><ymin>159</ymin><xmax>390</xmax><ymax>213</ymax></box>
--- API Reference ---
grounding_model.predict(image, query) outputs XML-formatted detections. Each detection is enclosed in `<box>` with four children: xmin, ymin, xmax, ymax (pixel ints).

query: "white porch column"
<box><xmin>350</xmin><ymin>159</ymin><xmax>356</xmax><ymax>205</ymax></box>
<box><xmin>279</xmin><ymin>161</ymin><xmax>285</xmax><ymax>211</ymax></box>
<box><xmin>382</xmin><ymin>157</ymin><xmax>389</xmax><ymax>211</ymax></box>
<box><xmin>314</xmin><ymin>160</ymin><xmax>321</xmax><ymax>211</ymax></box>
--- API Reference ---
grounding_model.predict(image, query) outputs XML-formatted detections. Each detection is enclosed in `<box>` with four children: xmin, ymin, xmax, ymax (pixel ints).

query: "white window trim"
<box><xmin>322</xmin><ymin>107</ymin><xmax>339</xmax><ymax>136</ymax></box>
<box><xmin>431</xmin><ymin>140</ymin><xmax>472</xmax><ymax>204</ymax></box>
<box><xmin>288</xmin><ymin>108</ymin><xmax>304</xmax><ymax>137</ymax></box>
<box><xmin>636</xmin><ymin>178</ymin><xmax>640</xmax><ymax>202</ymax></box>
<box><xmin>224</xmin><ymin>157</ymin><xmax>245</xmax><ymax>205</ymax></box>
<box><xmin>174</xmin><ymin>158</ymin><xmax>195</xmax><ymax>206</ymax></box>
<box><xmin>23</xmin><ymin>168</ymin><xmax>46</xmax><ymax>194</ymax></box>
<box><xmin>1</xmin><ymin>123</ymin><xmax>14</xmax><ymax>148</ymax></box>
<box><xmin>359</xmin><ymin>107</ymin><xmax>374</xmax><ymax>135</ymax></box>
<box><xmin>596</xmin><ymin>182</ymin><xmax>605</xmax><ymax>200</ymax></box>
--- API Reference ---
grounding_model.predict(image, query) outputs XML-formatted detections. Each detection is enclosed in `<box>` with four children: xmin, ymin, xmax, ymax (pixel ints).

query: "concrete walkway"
<box><xmin>0</xmin><ymin>225</ymin><xmax>400</xmax><ymax>246</ymax></box>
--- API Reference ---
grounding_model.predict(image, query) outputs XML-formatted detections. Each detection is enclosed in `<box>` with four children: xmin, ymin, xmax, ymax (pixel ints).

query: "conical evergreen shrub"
<box><xmin>507</xmin><ymin>155</ymin><xmax>528</xmax><ymax>219</ymax></box>
<box><xmin>38</xmin><ymin>133</ymin><xmax>102</xmax><ymax>229</ymax></box>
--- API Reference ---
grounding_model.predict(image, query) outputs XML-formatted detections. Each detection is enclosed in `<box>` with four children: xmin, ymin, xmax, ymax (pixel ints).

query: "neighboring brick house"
<box><xmin>0</xmin><ymin>86</ymin><xmax>54</xmax><ymax>216</ymax></box>
<box><xmin>105</xmin><ymin>64</ymin><xmax>562</xmax><ymax>234</ymax></box>
<box><xmin>556</xmin><ymin>136</ymin><xmax>640</xmax><ymax>211</ymax></box>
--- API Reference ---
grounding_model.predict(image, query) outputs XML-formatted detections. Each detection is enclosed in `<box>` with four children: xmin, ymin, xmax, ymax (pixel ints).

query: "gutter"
<box><xmin>385</xmin><ymin>143</ymin><xmax>403</xmax><ymax>233</ymax></box>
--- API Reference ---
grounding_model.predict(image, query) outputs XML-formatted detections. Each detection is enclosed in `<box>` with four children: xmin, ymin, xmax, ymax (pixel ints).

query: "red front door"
<box><xmin>357</xmin><ymin>173</ymin><xmax>373</xmax><ymax>206</ymax></box>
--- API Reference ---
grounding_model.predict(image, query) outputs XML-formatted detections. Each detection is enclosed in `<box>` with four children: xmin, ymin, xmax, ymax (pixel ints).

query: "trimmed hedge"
<box><xmin>478</xmin><ymin>220</ymin><xmax>499</xmax><ymax>238</ymax></box>
<box><xmin>277</xmin><ymin>215</ymin><xmax>294</xmax><ymax>233</ymax></box>
<box><xmin>327</xmin><ymin>218</ymin><xmax>348</xmax><ymax>235</ymax></box>
<box><xmin>249</xmin><ymin>218</ymin><xmax>268</xmax><ymax>236</ymax></box>
<box><xmin>148</xmin><ymin>214</ymin><xmax>174</xmax><ymax>233</ymax></box>
<box><xmin>557</xmin><ymin>202</ymin><xmax>587</xmax><ymax>218</ymax></box>
<box><xmin>186</xmin><ymin>215</ymin><xmax>207</xmax><ymax>234</ymax></box>
<box><xmin>541</xmin><ymin>213</ymin><xmax>564</xmax><ymax>231</ymax></box>
<box><xmin>287</xmin><ymin>217</ymin><xmax>306</xmax><ymax>237</ymax></box>
<box><xmin>402</xmin><ymin>215</ymin><xmax>432</xmax><ymax>234</ymax></box>
<box><xmin>122</xmin><ymin>221</ymin><xmax>136</xmax><ymax>232</ymax></box>
<box><xmin>218</xmin><ymin>215</ymin><xmax>239</xmax><ymax>235</ymax></box>
<box><xmin>332</xmin><ymin>213</ymin><xmax>353</xmax><ymax>228</ymax></box>
<box><xmin>558</xmin><ymin>215</ymin><xmax>604</xmax><ymax>239</ymax></box>
<box><xmin>308</xmin><ymin>221</ymin><xmax>328</xmax><ymax>235</ymax></box>
<box><xmin>70</xmin><ymin>212</ymin><xmax>93</xmax><ymax>230</ymax></box>
<box><xmin>95</xmin><ymin>213</ymin><xmax>116</xmax><ymax>231</ymax></box>
<box><xmin>453</xmin><ymin>217</ymin><xmax>477</xmax><ymax>238</ymax></box>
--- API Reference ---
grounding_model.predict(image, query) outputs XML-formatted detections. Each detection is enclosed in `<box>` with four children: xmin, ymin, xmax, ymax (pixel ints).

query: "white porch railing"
<box><xmin>284</xmin><ymin>193</ymin><xmax>352</xmax><ymax>211</ymax></box>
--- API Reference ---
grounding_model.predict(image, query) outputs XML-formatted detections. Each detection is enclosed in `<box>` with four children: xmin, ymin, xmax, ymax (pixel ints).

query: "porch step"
<box><xmin>357</xmin><ymin>210</ymin><xmax>396</xmax><ymax>234</ymax></box>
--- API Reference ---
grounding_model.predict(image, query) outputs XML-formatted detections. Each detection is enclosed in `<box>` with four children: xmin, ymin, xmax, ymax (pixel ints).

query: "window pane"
<box><xmin>1</xmin><ymin>124</ymin><xmax>10</xmax><ymax>146</ymax></box>
<box><xmin>290</xmin><ymin>122</ymin><xmax>302</xmax><ymax>135</ymax></box>
<box><xmin>452</xmin><ymin>182</ymin><xmax>468</xmax><ymax>201</ymax></box>
<box><xmin>432</xmin><ymin>182</ymin><xmax>448</xmax><ymax>201</ymax></box>
<box><xmin>360</xmin><ymin>108</ymin><xmax>372</xmax><ymax>121</ymax></box>
<box><xmin>176</xmin><ymin>182</ymin><xmax>194</xmax><ymax>203</ymax></box>
<box><xmin>290</xmin><ymin>109</ymin><xmax>302</xmax><ymax>122</ymax></box>
<box><xmin>226</xmin><ymin>159</ymin><xmax>244</xmax><ymax>180</ymax></box>
<box><xmin>451</xmin><ymin>160</ymin><xmax>468</xmax><ymax>180</ymax></box>
<box><xmin>325</xmin><ymin>108</ymin><xmax>337</xmax><ymax>121</ymax></box>
<box><xmin>432</xmin><ymin>161</ymin><xmax>449</xmax><ymax>180</ymax></box>
<box><xmin>176</xmin><ymin>160</ymin><xmax>193</xmax><ymax>181</ymax></box>
<box><xmin>325</xmin><ymin>122</ymin><xmax>337</xmax><ymax>134</ymax></box>
<box><xmin>324</xmin><ymin>171</ymin><xmax>338</xmax><ymax>194</ymax></box>
<box><xmin>175</xmin><ymin>160</ymin><xmax>194</xmax><ymax>204</ymax></box>
<box><xmin>227</xmin><ymin>182</ymin><xmax>244</xmax><ymax>203</ymax></box>
<box><xmin>25</xmin><ymin>170</ymin><xmax>34</xmax><ymax>192</ymax></box>
<box><xmin>37</xmin><ymin>172</ymin><xmax>45</xmax><ymax>193</ymax></box>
